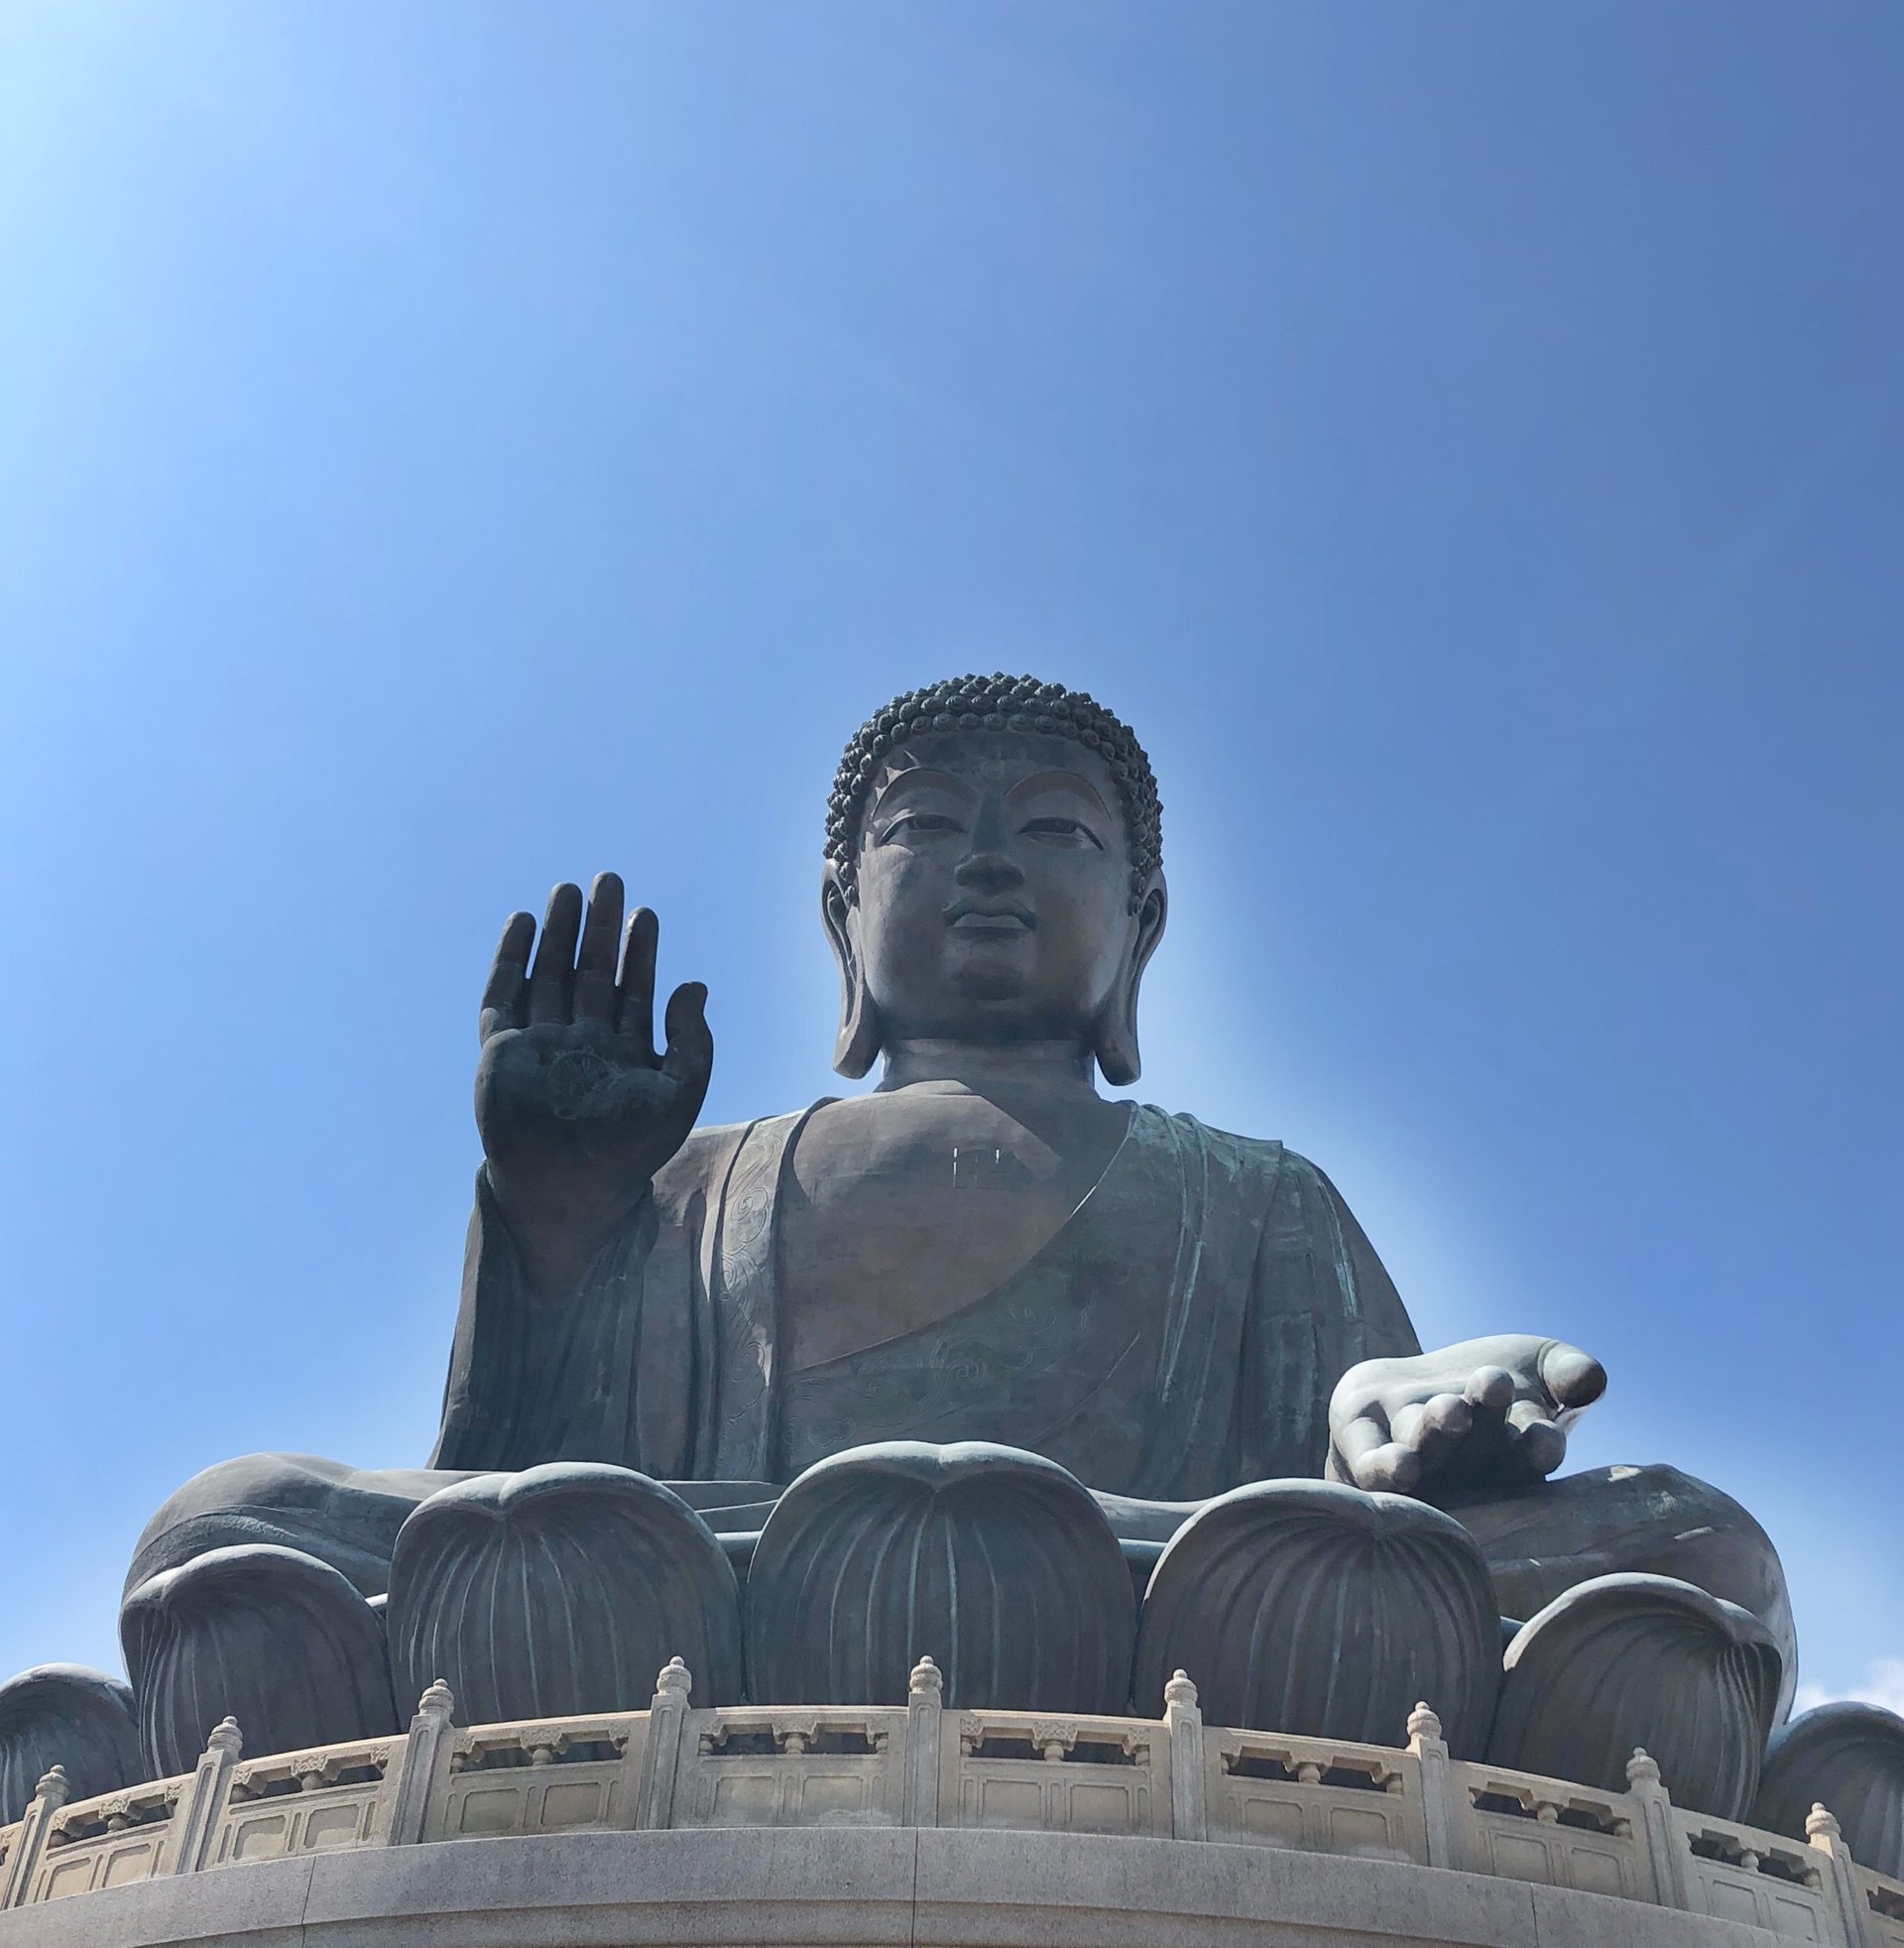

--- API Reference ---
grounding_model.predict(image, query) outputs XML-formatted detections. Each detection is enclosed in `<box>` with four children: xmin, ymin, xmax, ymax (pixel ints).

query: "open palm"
<box><xmin>475</xmin><ymin>873</ymin><xmax>713</xmax><ymax>1229</ymax></box>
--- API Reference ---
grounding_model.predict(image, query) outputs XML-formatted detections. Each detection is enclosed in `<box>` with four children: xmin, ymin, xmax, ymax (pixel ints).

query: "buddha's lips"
<box><xmin>945</xmin><ymin>898</ymin><xmax>1035</xmax><ymax>930</ymax></box>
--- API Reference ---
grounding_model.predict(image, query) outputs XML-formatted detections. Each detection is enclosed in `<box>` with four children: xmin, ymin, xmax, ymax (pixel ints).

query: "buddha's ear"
<box><xmin>822</xmin><ymin>868</ymin><xmax>884</xmax><ymax>1078</ymax></box>
<box><xmin>1094</xmin><ymin>876</ymin><xmax>1167</xmax><ymax>1088</ymax></box>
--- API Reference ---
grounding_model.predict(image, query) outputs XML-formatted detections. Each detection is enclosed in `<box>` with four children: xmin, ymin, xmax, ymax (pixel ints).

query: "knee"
<box><xmin>125</xmin><ymin>1453</ymin><xmax>395</xmax><ymax>1601</ymax></box>
<box><xmin>1579</xmin><ymin>1463</ymin><xmax>1787</xmax><ymax>1604</ymax></box>
<box><xmin>1598</xmin><ymin>1462</ymin><xmax>1792</xmax><ymax>1643</ymax></box>
<box><xmin>1453</xmin><ymin>1459</ymin><xmax>1798</xmax><ymax>1718</ymax></box>
<box><xmin>1458</xmin><ymin>1461</ymin><xmax>1785</xmax><ymax>1602</ymax></box>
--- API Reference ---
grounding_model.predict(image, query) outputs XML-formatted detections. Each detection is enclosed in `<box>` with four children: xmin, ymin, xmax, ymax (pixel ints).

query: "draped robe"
<box><xmin>126</xmin><ymin>1101</ymin><xmax>1797</xmax><ymax>1709</ymax></box>
<box><xmin>430</xmin><ymin>1103</ymin><xmax>1421</xmax><ymax>1501</ymax></box>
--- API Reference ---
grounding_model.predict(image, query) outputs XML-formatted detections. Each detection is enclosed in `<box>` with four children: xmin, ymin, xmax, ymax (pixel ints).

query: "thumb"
<box><xmin>1538</xmin><ymin>1341</ymin><xmax>1607</xmax><ymax>1409</ymax></box>
<box><xmin>660</xmin><ymin>982</ymin><xmax>714</xmax><ymax>1092</ymax></box>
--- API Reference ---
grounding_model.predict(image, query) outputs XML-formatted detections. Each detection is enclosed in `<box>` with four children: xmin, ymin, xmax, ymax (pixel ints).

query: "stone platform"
<box><xmin>2</xmin><ymin>1665</ymin><xmax>1900</xmax><ymax>1947</ymax></box>
<box><xmin>0</xmin><ymin>1826</ymin><xmax>1870</xmax><ymax>1948</ymax></box>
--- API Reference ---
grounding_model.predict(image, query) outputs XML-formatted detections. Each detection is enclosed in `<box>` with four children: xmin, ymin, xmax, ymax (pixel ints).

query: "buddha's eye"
<box><xmin>1020</xmin><ymin>816</ymin><xmax>1102</xmax><ymax>849</ymax></box>
<box><xmin>879</xmin><ymin>809</ymin><xmax>963</xmax><ymax>841</ymax></box>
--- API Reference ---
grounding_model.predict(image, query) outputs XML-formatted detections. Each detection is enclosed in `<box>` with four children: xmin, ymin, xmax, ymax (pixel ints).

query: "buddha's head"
<box><xmin>822</xmin><ymin>674</ymin><xmax>1167</xmax><ymax>1085</ymax></box>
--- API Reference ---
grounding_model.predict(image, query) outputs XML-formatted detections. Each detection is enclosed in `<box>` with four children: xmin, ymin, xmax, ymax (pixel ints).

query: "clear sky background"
<box><xmin>1</xmin><ymin>3</ymin><xmax>1898</xmax><ymax>1713</ymax></box>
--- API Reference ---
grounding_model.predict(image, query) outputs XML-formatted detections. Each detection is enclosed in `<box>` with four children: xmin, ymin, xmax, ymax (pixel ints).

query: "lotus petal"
<box><xmin>120</xmin><ymin>1545</ymin><xmax>396</xmax><ymax>1776</ymax></box>
<box><xmin>746</xmin><ymin>1441</ymin><xmax>1134</xmax><ymax>1711</ymax></box>
<box><xmin>1752</xmin><ymin>1701</ymin><xmax>1904</xmax><ymax>1878</ymax></box>
<box><xmin>386</xmin><ymin>1463</ymin><xmax>743</xmax><ymax>1719</ymax></box>
<box><xmin>1488</xmin><ymin>1572</ymin><xmax>1781</xmax><ymax>1818</ymax></box>
<box><xmin>1133</xmin><ymin>1478</ymin><xmax>1500</xmax><ymax>1754</ymax></box>
<box><xmin>0</xmin><ymin>1665</ymin><xmax>146</xmax><ymax>1823</ymax></box>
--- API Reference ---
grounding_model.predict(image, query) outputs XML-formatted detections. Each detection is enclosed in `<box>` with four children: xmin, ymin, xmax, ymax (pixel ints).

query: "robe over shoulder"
<box><xmin>430</xmin><ymin>1105</ymin><xmax>1420</xmax><ymax>1498</ymax></box>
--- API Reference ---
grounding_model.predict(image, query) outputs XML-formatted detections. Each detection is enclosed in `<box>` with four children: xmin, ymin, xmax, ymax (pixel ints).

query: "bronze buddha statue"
<box><xmin>99</xmin><ymin>673</ymin><xmax>1793</xmax><ymax>1798</ymax></box>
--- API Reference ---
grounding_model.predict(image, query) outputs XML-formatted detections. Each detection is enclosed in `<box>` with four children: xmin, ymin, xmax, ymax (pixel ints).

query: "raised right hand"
<box><xmin>475</xmin><ymin>874</ymin><xmax>713</xmax><ymax>1253</ymax></box>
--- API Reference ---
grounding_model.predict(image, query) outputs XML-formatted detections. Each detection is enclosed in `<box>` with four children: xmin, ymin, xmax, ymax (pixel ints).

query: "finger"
<box><xmin>1363</xmin><ymin>1442</ymin><xmax>1422</xmax><ymax>1494</ymax></box>
<box><xmin>1421</xmin><ymin>1391</ymin><xmax>1474</xmax><ymax>1442</ymax></box>
<box><xmin>1538</xmin><ymin>1341</ymin><xmax>1607</xmax><ymax>1410</ymax></box>
<box><xmin>479</xmin><ymin>912</ymin><xmax>536</xmax><ymax>1043</ymax></box>
<box><xmin>1335</xmin><ymin>1412</ymin><xmax>1389</xmax><ymax>1468</ymax></box>
<box><xmin>1506</xmin><ymin>1399</ymin><xmax>1568</xmax><ymax>1477</ymax></box>
<box><xmin>1335</xmin><ymin>1414</ymin><xmax>1421</xmax><ymax>1494</ymax></box>
<box><xmin>528</xmin><ymin>883</ymin><xmax>583</xmax><ymax>1025</ymax></box>
<box><xmin>573</xmin><ymin>873</ymin><xmax>625</xmax><ymax>1024</ymax></box>
<box><xmin>1464</xmin><ymin>1365</ymin><xmax>1516</xmax><ymax>1414</ymax></box>
<box><xmin>660</xmin><ymin>981</ymin><xmax>714</xmax><ymax>1107</ymax></box>
<box><xmin>616</xmin><ymin>908</ymin><xmax>659</xmax><ymax>1054</ymax></box>
<box><xmin>1392</xmin><ymin>1393</ymin><xmax>1473</xmax><ymax>1456</ymax></box>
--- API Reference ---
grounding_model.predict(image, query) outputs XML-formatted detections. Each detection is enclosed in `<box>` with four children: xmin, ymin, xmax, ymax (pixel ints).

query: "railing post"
<box><xmin>1806</xmin><ymin>1803</ymin><xmax>1873</xmax><ymax>1948</ymax></box>
<box><xmin>165</xmin><ymin>1717</ymin><xmax>243</xmax><ymax>1878</ymax></box>
<box><xmin>1407</xmin><ymin>1702</ymin><xmax>1456</xmax><ymax>1871</ymax></box>
<box><xmin>637</xmin><ymin>1657</ymin><xmax>691</xmax><ymax>1830</ymax></box>
<box><xmin>903</xmin><ymin>1656</ymin><xmax>943</xmax><ymax>1827</ymax></box>
<box><xmin>2</xmin><ymin>1766</ymin><xmax>70</xmax><ymax>1907</ymax></box>
<box><xmin>1165</xmin><ymin>1671</ymin><xmax>1207</xmax><ymax>1842</ymax></box>
<box><xmin>1627</xmin><ymin>1748</ymin><xmax>1688</xmax><ymax>1909</ymax></box>
<box><xmin>383</xmin><ymin>1679</ymin><xmax>457</xmax><ymax>1847</ymax></box>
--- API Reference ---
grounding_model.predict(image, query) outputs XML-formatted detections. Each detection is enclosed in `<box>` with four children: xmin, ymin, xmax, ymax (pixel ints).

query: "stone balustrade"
<box><xmin>4</xmin><ymin>1660</ymin><xmax>1901</xmax><ymax>1946</ymax></box>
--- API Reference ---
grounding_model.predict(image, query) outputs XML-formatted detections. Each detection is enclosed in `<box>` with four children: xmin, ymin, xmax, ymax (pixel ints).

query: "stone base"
<box><xmin>0</xmin><ymin>1827</ymin><xmax>1809</xmax><ymax>1948</ymax></box>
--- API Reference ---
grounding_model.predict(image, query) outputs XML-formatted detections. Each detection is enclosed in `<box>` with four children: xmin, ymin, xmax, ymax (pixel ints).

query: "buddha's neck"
<box><xmin>875</xmin><ymin>1037</ymin><xmax>1100</xmax><ymax>1103</ymax></box>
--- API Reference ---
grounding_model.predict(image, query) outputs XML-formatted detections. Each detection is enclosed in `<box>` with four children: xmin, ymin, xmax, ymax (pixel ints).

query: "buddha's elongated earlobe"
<box><xmin>822</xmin><ymin>872</ymin><xmax>884</xmax><ymax>1078</ymax></box>
<box><xmin>1093</xmin><ymin>878</ymin><xmax>1167</xmax><ymax>1089</ymax></box>
<box><xmin>833</xmin><ymin>969</ymin><xmax>883</xmax><ymax>1079</ymax></box>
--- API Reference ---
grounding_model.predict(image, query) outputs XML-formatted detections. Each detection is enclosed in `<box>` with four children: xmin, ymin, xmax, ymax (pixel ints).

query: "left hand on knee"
<box><xmin>1326</xmin><ymin>1334</ymin><xmax>1606</xmax><ymax>1498</ymax></box>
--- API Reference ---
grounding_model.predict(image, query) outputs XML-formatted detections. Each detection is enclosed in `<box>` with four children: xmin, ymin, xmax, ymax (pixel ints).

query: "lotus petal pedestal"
<box><xmin>1132</xmin><ymin>1478</ymin><xmax>1501</xmax><ymax>1755</ymax></box>
<box><xmin>119</xmin><ymin>1544</ymin><xmax>397</xmax><ymax>1777</ymax></box>
<box><xmin>1487</xmin><ymin>1572</ymin><xmax>1781</xmax><ymax>1819</ymax></box>
<box><xmin>0</xmin><ymin>1664</ymin><xmax>146</xmax><ymax>1824</ymax></box>
<box><xmin>1752</xmin><ymin>1699</ymin><xmax>1904</xmax><ymax>1878</ymax></box>
<box><xmin>744</xmin><ymin>1441</ymin><xmax>1135</xmax><ymax>1711</ymax></box>
<box><xmin>386</xmin><ymin>1463</ymin><xmax>744</xmax><ymax>1720</ymax></box>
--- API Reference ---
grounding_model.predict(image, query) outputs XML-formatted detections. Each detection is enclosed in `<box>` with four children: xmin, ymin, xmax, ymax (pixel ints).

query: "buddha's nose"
<box><xmin>954</xmin><ymin>799</ymin><xmax>1024</xmax><ymax>892</ymax></box>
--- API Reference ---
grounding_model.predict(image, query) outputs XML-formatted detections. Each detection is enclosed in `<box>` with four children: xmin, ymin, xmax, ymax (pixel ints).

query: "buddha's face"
<box><xmin>827</xmin><ymin>729</ymin><xmax>1163</xmax><ymax>1063</ymax></box>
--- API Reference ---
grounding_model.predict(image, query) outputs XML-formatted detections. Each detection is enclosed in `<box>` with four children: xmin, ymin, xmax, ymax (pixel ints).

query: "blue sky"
<box><xmin>1</xmin><ymin>3</ymin><xmax>1898</xmax><ymax>1710</ymax></box>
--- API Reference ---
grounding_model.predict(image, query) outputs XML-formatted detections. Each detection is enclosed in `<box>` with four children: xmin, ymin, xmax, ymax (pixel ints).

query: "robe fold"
<box><xmin>430</xmin><ymin>1104</ymin><xmax>1420</xmax><ymax>1500</ymax></box>
<box><xmin>130</xmin><ymin>1105</ymin><xmax>1795</xmax><ymax>1707</ymax></box>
